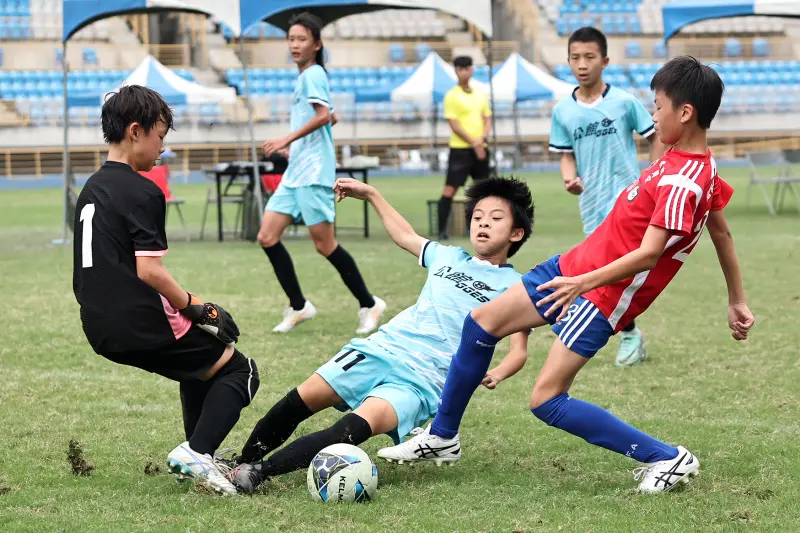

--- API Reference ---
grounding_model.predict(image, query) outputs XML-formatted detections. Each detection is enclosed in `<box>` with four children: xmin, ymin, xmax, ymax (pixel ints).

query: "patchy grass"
<box><xmin>0</xmin><ymin>170</ymin><xmax>798</xmax><ymax>532</ymax></box>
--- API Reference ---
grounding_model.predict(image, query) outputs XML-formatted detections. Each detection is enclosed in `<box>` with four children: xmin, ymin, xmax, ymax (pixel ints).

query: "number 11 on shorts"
<box><xmin>334</xmin><ymin>350</ymin><xmax>365</xmax><ymax>372</ymax></box>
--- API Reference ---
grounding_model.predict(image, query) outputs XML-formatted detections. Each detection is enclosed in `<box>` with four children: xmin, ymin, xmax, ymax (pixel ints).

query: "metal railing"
<box><xmin>0</xmin><ymin>135</ymin><xmax>796</xmax><ymax>178</ymax></box>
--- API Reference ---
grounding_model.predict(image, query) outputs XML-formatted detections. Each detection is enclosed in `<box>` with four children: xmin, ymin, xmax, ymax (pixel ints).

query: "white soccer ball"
<box><xmin>307</xmin><ymin>443</ymin><xmax>378</xmax><ymax>503</ymax></box>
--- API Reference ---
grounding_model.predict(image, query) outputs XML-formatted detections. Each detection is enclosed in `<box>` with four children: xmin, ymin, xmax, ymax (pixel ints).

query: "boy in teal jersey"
<box><xmin>225</xmin><ymin>176</ymin><xmax>534</xmax><ymax>493</ymax></box>
<box><xmin>550</xmin><ymin>27</ymin><xmax>665</xmax><ymax>366</ymax></box>
<box><xmin>259</xmin><ymin>12</ymin><xmax>385</xmax><ymax>336</ymax></box>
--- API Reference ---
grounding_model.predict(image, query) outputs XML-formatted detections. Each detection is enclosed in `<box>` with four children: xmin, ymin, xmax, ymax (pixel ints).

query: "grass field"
<box><xmin>1</xmin><ymin>170</ymin><xmax>799</xmax><ymax>532</ymax></box>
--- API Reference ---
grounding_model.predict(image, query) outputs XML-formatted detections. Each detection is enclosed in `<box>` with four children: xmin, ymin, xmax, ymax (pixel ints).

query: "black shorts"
<box><xmin>100</xmin><ymin>327</ymin><xmax>228</xmax><ymax>382</ymax></box>
<box><xmin>446</xmin><ymin>148</ymin><xmax>491</xmax><ymax>188</ymax></box>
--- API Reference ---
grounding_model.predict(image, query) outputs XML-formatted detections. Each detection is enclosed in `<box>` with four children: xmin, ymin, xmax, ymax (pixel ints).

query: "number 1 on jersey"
<box><xmin>80</xmin><ymin>203</ymin><xmax>96</xmax><ymax>268</ymax></box>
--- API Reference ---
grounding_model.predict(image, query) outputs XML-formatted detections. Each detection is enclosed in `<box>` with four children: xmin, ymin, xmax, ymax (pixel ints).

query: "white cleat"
<box><xmin>272</xmin><ymin>301</ymin><xmax>317</xmax><ymax>333</ymax></box>
<box><xmin>634</xmin><ymin>445</ymin><xmax>700</xmax><ymax>493</ymax></box>
<box><xmin>356</xmin><ymin>296</ymin><xmax>387</xmax><ymax>335</ymax></box>
<box><xmin>377</xmin><ymin>425</ymin><xmax>461</xmax><ymax>466</ymax></box>
<box><xmin>166</xmin><ymin>441</ymin><xmax>238</xmax><ymax>496</ymax></box>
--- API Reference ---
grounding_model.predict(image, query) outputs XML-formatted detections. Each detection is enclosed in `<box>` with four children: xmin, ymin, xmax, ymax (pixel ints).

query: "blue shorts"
<box><xmin>522</xmin><ymin>255</ymin><xmax>614</xmax><ymax>358</ymax></box>
<box><xmin>265</xmin><ymin>184</ymin><xmax>335</xmax><ymax>227</ymax></box>
<box><xmin>316</xmin><ymin>342</ymin><xmax>440</xmax><ymax>444</ymax></box>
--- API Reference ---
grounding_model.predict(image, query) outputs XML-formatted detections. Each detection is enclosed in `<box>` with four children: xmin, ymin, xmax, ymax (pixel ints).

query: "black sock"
<box><xmin>263</xmin><ymin>242</ymin><xmax>306</xmax><ymax>311</ymax></box>
<box><xmin>622</xmin><ymin>320</ymin><xmax>637</xmax><ymax>332</ymax></box>
<box><xmin>238</xmin><ymin>388</ymin><xmax>314</xmax><ymax>463</ymax></box>
<box><xmin>438</xmin><ymin>196</ymin><xmax>453</xmax><ymax>235</ymax></box>
<box><xmin>180</xmin><ymin>380</ymin><xmax>213</xmax><ymax>440</ymax></box>
<box><xmin>188</xmin><ymin>352</ymin><xmax>260</xmax><ymax>456</ymax></box>
<box><xmin>326</xmin><ymin>245</ymin><xmax>375</xmax><ymax>309</ymax></box>
<box><xmin>254</xmin><ymin>413</ymin><xmax>372</xmax><ymax>480</ymax></box>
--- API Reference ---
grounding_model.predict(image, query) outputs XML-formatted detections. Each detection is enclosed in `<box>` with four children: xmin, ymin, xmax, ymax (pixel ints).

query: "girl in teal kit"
<box><xmin>257</xmin><ymin>12</ymin><xmax>385</xmax><ymax>335</ymax></box>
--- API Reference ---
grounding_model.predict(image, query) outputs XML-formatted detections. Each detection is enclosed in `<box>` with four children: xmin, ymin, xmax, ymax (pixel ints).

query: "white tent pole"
<box><xmin>487</xmin><ymin>38</ymin><xmax>498</xmax><ymax>173</ymax></box>
<box><xmin>56</xmin><ymin>40</ymin><xmax>70</xmax><ymax>245</ymax></box>
<box><xmin>238</xmin><ymin>36</ymin><xmax>266</xmax><ymax>217</ymax></box>
<box><xmin>513</xmin><ymin>101</ymin><xmax>521</xmax><ymax>170</ymax></box>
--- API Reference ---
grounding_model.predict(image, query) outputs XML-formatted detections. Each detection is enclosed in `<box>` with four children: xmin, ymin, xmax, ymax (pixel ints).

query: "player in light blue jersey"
<box><xmin>225</xmin><ymin>176</ymin><xmax>534</xmax><ymax>492</ymax></box>
<box><xmin>550</xmin><ymin>27</ymin><xmax>664</xmax><ymax>366</ymax></box>
<box><xmin>259</xmin><ymin>12</ymin><xmax>385</xmax><ymax>336</ymax></box>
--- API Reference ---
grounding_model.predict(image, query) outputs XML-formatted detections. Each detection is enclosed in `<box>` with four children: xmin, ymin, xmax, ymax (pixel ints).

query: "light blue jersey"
<box><xmin>549</xmin><ymin>85</ymin><xmax>655</xmax><ymax>236</ymax></box>
<box><xmin>282</xmin><ymin>64</ymin><xmax>336</xmax><ymax>188</ymax></box>
<box><xmin>349</xmin><ymin>241</ymin><xmax>522</xmax><ymax>395</ymax></box>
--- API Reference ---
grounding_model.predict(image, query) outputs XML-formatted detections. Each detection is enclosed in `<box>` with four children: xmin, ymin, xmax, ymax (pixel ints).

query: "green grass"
<box><xmin>1</xmin><ymin>171</ymin><xmax>799</xmax><ymax>533</ymax></box>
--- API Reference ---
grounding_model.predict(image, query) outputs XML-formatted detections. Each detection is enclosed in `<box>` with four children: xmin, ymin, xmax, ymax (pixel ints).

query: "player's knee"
<box><xmin>530</xmin><ymin>391</ymin><xmax>570</xmax><ymax>426</ymax></box>
<box><xmin>326</xmin><ymin>413</ymin><xmax>372</xmax><ymax>445</ymax></box>
<box><xmin>258</xmin><ymin>229</ymin><xmax>281</xmax><ymax>248</ymax></box>
<box><xmin>470</xmin><ymin>306</ymin><xmax>499</xmax><ymax>336</ymax></box>
<box><xmin>312</xmin><ymin>233</ymin><xmax>337</xmax><ymax>256</ymax></box>
<box><xmin>314</xmin><ymin>239</ymin><xmax>336</xmax><ymax>257</ymax></box>
<box><xmin>217</xmin><ymin>349</ymin><xmax>260</xmax><ymax>406</ymax></box>
<box><xmin>529</xmin><ymin>383</ymin><xmax>560</xmax><ymax>412</ymax></box>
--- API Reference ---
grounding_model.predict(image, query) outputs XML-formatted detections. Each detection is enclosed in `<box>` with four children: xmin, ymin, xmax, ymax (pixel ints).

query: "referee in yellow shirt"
<box><xmin>437</xmin><ymin>56</ymin><xmax>493</xmax><ymax>240</ymax></box>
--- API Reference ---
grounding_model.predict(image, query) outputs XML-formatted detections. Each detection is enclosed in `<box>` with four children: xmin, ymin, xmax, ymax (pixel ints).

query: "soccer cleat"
<box><xmin>226</xmin><ymin>462</ymin><xmax>266</xmax><ymax>494</ymax></box>
<box><xmin>377</xmin><ymin>425</ymin><xmax>461</xmax><ymax>466</ymax></box>
<box><xmin>356</xmin><ymin>296</ymin><xmax>387</xmax><ymax>335</ymax></box>
<box><xmin>166</xmin><ymin>441</ymin><xmax>238</xmax><ymax>496</ymax></box>
<box><xmin>272</xmin><ymin>300</ymin><xmax>317</xmax><ymax>333</ymax></box>
<box><xmin>616</xmin><ymin>327</ymin><xmax>647</xmax><ymax>367</ymax></box>
<box><xmin>633</xmin><ymin>446</ymin><xmax>700</xmax><ymax>493</ymax></box>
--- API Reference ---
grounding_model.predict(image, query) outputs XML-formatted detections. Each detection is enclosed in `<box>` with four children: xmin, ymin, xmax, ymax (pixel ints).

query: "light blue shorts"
<box><xmin>316</xmin><ymin>342</ymin><xmax>440</xmax><ymax>444</ymax></box>
<box><xmin>265</xmin><ymin>184</ymin><xmax>335</xmax><ymax>227</ymax></box>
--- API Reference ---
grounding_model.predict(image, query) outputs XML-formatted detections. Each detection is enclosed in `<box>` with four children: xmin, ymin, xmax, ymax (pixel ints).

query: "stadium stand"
<box><xmin>538</xmin><ymin>0</ymin><xmax>791</xmax><ymax>36</ymax></box>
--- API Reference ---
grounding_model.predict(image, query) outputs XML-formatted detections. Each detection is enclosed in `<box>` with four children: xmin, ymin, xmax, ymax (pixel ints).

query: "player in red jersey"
<box><xmin>377</xmin><ymin>56</ymin><xmax>755</xmax><ymax>493</ymax></box>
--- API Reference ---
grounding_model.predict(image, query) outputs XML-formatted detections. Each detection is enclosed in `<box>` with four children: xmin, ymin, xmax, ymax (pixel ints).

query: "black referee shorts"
<box><xmin>100</xmin><ymin>327</ymin><xmax>228</xmax><ymax>382</ymax></box>
<box><xmin>445</xmin><ymin>147</ymin><xmax>491</xmax><ymax>188</ymax></box>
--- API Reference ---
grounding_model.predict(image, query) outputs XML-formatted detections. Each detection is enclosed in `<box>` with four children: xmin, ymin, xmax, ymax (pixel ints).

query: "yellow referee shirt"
<box><xmin>443</xmin><ymin>85</ymin><xmax>491</xmax><ymax>149</ymax></box>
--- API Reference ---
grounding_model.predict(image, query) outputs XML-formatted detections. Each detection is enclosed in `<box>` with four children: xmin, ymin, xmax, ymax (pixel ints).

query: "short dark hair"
<box><xmin>465</xmin><ymin>176</ymin><xmax>534</xmax><ymax>258</ymax></box>
<box><xmin>453</xmin><ymin>56</ymin><xmax>473</xmax><ymax>68</ymax></box>
<box><xmin>650</xmin><ymin>56</ymin><xmax>724</xmax><ymax>129</ymax></box>
<box><xmin>289</xmin><ymin>12</ymin><xmax>326</xmax><ymax>70</ymax></box>
<box><xmin>568</xmin><ymin>27</ymin><xmax>608</xmax><ymax>57</ymax></box>
<box><xmin>101</xmin><ymin>85</ymin><xmax>173</xmax><ymax>144</ymax></box>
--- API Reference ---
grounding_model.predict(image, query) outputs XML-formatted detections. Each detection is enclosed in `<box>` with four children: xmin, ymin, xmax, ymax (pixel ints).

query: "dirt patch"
<box><xmin>744</xmin><ymin>487</ymin><xmax>774</xmax><ymax>501</ymax></box>
<box><xmin>194</xmin><ymin>478</ymin><xmax>217</xmax><ymax>495</ymax></box>
<box><xmin>550</xmin><ymin>459</ymin><xmax>566</xmax><ymax>472</ymax></box>
<box><xmin>67</xmin><ymin>439</ymin><xmax>94</xmax><ymax>476</ymax></box>
<box><xmin>730</xmin><ymin>510</ymin><xmax>753</xmax><ymax>523</ymax></box>
<box><xmin>0</xmin><ymin>487</ymin><xmax>12</xmax><ymax>494</ymax></box>
<box><xmin>144</xmin><ymin>462</ymin><xmax>163</xmax><ymax>476</ymax></box>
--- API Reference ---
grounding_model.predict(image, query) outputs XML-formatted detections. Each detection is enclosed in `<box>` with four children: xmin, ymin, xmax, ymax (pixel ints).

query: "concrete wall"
<box><xmin>0</xmin><ymin>42</ymin><xmax>146</xmax><ymax>70</ymax></box>
<box><xmin>0</xmin><ymin>111</ymin><xmax>796</xmax><ymax>149</ymax></box>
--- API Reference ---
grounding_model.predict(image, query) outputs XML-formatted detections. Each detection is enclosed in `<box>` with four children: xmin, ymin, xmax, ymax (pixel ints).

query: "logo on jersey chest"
<box><xmin>434</xmin><ymin>266</ymin><xmax>497</xmax><ymax>303</ymax></box>
<box><xmin>573</xmin><ymin>118</ymin><xmax>617</xmax><ymax>141</ymax></box>
<box><xmin>627</xmin><ymin>184</ymin><xmax>640</xmax><ymax>202</ymax></box>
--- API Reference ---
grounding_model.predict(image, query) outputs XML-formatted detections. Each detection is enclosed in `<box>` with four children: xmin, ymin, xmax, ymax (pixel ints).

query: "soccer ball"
<box><xmin>307</xmin><ymin>443</ymin><xmax>378</xmax><ymax>503</ymax></box>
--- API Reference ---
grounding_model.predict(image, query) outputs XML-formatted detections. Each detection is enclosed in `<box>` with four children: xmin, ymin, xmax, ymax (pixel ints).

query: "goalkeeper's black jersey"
<box><xmin>72</xmin><ymin>161</ymin><xmax>178</xmax><ymax>354</ymax></box>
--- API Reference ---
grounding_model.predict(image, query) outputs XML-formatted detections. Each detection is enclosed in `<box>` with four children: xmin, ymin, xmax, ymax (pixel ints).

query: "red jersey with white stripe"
<box><xmin>559</xmin><ymin>147</ymin><xmax>734</xmax><ymax>332</ymax></box>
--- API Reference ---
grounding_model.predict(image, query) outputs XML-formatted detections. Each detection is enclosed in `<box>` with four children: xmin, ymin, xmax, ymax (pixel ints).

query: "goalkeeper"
<box><xmin>72</xmin><ymin>85</ymin><xmax>259</xmax><ymax>496</ymax></box>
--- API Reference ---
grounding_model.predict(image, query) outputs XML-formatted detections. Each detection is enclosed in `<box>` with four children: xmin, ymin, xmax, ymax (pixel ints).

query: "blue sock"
<box><xmin>531</xmin><ymin>393</ymin><xmax>679</xmax><ymax>463</ymax></box>
<box><xmin>430</xmin><ymin>314</ymin><xmax>499</xmax><ymax>439</ymax></box>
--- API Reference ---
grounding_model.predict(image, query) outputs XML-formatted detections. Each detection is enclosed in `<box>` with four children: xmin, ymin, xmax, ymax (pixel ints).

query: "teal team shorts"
<box><xmin>315</xmin><ymin>341</ymin><xmax>441</xmax><ymax>444</ymax></box>
<box><xmin>265</xmin><ymin>184</ymin><xmax>336</xmax><ymax>227</ymax></box>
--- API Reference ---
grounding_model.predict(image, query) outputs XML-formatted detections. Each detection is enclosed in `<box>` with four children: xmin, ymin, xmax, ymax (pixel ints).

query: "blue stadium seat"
<box><xmin>752</xmin><ymin>38</ymin><xmax>770</xmax><ymax>59</ymax></box>
<box><xmin>82</xmin><ymin>48</ymin><xmax>98</xmax><ymax>66</ymax></box>
<box><xmin>624</xmin><ymin>41</ymin><xmax>641</xmax><ymax>59</ymax></box>
<box><xmin>415</xmin><ymin>43</ymin><xmax>431</xmax><ymax>62</ymax></box>
<box><xmin>652</xmin><ymin>41</ymin><xmax>667</xmax><ymax>59</ymax></box>
<box><xmin>724</xmin><ymin>38</ymin><xmax>743</xmax><ymax>58</ymax></box>
<box><xmin>389</xmin><ymin>44</ymin><xmax>404</xmax><ymax>63</ymax></box>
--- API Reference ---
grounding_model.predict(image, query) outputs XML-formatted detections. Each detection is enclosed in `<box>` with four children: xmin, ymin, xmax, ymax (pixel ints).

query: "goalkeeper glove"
<box><xmin>179</xmin><ymin>292</ymin><xmax>240</xmax><ymax>346</ymax></box>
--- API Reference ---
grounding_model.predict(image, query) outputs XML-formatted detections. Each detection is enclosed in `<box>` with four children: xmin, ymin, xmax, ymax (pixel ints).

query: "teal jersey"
<box><xmin>349</xmin><ymin>241</ymin><xmax>522</xmax><ymax>395</ymax></box>
<box><xmin>282</xmin><ymin>65</ymin><xmax>336</xmax><ymax>188</ymax></box>
<box><xmin>549</xmin><ymin>85</ymin><xmax>655</xmax><ymax>236</ymax></box>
